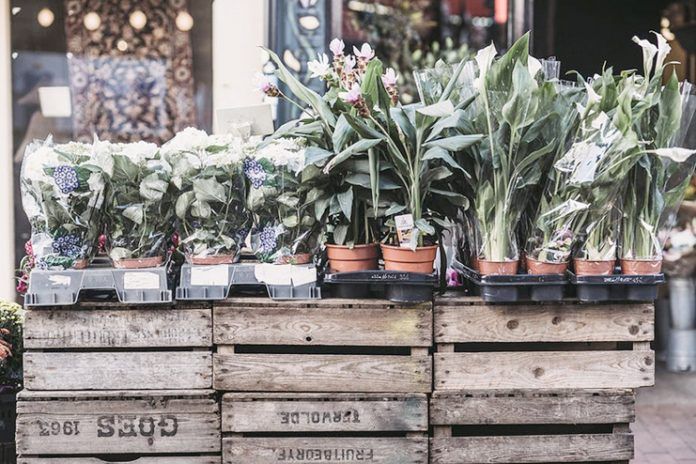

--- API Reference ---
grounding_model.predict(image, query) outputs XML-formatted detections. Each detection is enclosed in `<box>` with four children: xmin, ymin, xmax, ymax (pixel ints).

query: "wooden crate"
<box><xmin>434</xmin><ymin>295</ymin><xmax>655</xmax><ymax>391</ymax></box>
<box><xmin>23</xmin><ymin>302</ymin><xmax>213</xmax><ymax>390</ymax></box>
<box><xmin>430</xmin><ymin>389</ymin><xmax>635</xmax><ymax>464</ymax></box>
<box><xmin>16</xmin><ymin>389</ymin><xmax>221</xmax><ymax>460</ymax></box>
<box><xmin>213</xmin><ymin>298</ymin><xmax>432</xmax><ymax>393</ymax></box>
<box><xmin>222</xmin><ymin>393</ymin><xmax>428</xmax><ymax>464</ymax></box>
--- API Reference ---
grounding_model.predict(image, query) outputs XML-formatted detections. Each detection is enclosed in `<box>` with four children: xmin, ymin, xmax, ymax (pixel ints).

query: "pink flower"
<box><xmin>353</xmin><ymin>43</ymin><xmax>375</xmax><ymax>61</ymax></box>
<box><xmin>339</xmin><ymin>83</ymin><xmax>362</xmax><ymax>105</ymax></box>
<box><xmin>254</xmin><ymin>73</ymin><xmax>279</xmax><ymax>97</ymax></box>
<box><xmin>382</xmin><ymin>68</ymin><xmax>398</xmax><ymax>87</ymax></box>
<box><xmin>24</xmin><ymin>240</ymin><xmax>33</xmax><ymax>257</ymax></box>
<box><xmin>171</xmin><ymin>232</ymin><xmax>180</xmax><ymax>247</ymax></box>
<box><xmin>329</xmin><ymin>38</ymin><xmax>345</xmax><ymax>57</ymax></box>
<box><xmin>344</xmin><ymin>55</ymin><xmax>356</xmax><ymax>73</ymax></box>
<box><xmin>16</xmin><ymin>276</ymin><xmax>28</xmax><ymax>295</ymax></box>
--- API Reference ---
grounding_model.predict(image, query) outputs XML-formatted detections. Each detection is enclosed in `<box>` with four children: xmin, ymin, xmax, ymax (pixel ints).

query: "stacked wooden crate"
<box><xmin>15</xmin><ymin>301</ymin><xmax>221</xmax><ymax>463</ymax></box>
<box><xmin>213</xmin><ymin>297</ymin><xmax>432</xmax><ymax>464</ymax></box>
<box><xmin>431</xmin><ymin>294</ymin><xmax>655</xmax><ymax>464</ymax></box>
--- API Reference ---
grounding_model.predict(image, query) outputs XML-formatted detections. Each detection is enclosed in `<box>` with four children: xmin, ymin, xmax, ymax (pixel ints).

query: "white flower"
<box><xmin>329</xmin><ymin>38</ymin><xmax>345</xmax><ymax>56</ymax></box>
<box><xmin>353</xmin><ymin>43</ymin><xmax>375</xmax><ymax>61</ymax></box>
<box><xmin>632</xmin><ymin>35</ymin><xmax>658</xmax><ymax>77</ymax></box>
<box><xmin>162</xmin><ymin>127</ymin><xmax>208</xmax><ymax>156</ymax></box>
<box><xmin>308</xmin><ymin>53</ymin><xmax>332</xmax><ymax>79</ymax></box>
<box><xmin>652</xmin><ymin>30</ymin><xmax>671</xmax><ymax>70</ymax></box>
<box><xmin>648</xmin><ymin>147</ymin><xmax>696</xmax><ymax>163</ymax></box>
<box><xmin>528</xmin><ymin>56</ymin><xmax>542</xmax><ymax>78</ymax></box>
<box><xmin>254</xmin><ymin>138</ymin><xmax>306</xmax><ymax>174</ymax></box>
<box><xmin>122</xmin><ymin>141</ymin><xmax>159</xmax><ymax>163</ymax></box>
<box><xmin>22</xmin><ymin>143</ymin><xmax>60</xmax><ymax>182</ymax></box>
<box><xmin>475</xmin><ymin>42</ymin><xmax>497</xmax><ymax>92</ymax></box>
<box><xmin>584</xmin><ymin>82</ymin><xmax>601</xmax><ymax>107</ymax></box>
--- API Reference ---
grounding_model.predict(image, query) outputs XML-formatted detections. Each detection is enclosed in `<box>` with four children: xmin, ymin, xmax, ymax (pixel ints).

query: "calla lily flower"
<box><xmin>528</xmin><ymin>56</ymin><xmax>542</xmax><ymax>78</ymax></box>
<box><xmin>475</xmin><ymin>43</ymin><xmax>497</xmax><ymax>91</ymax></box>
<box><xmin>652</xmin><ymin>30</ymin><xmax>671</xmax><ymax>70</ymax></box>
<box><xmin>632</xmin><ymin>35</ymin><xmax>658</xmax><ymax>77</ymax></box>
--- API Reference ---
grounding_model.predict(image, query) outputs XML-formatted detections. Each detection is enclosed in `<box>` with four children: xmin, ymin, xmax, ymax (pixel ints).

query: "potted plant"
<box><xmin>103</xmin><ymin>141</ymin><xmax>175</xmax><ymax>268</ymax></box>
<box><xmin>0</xmin><ymin>300</ymin><xmax>23</xmax><ymax>391</ymax></box>
<box><xmin>162</xmin><ymin>128</ymin><xmax>251</xmax><ymax>265</ymax></box>
<box><xmin>20</xmin><ymin>137</ymin><xmax>108</xmax><ymax>270</ymax></box>
<box><xmin>620</xmin><ymin>35</ymin><xmax>696</xmax><ymax>275</ymax></box>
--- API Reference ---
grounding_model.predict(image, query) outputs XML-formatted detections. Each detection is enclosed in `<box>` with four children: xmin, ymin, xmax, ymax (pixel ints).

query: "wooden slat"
<box><xmin>214</xmin><ymin>354</ymin><xmax>431</xmax><ymax>393</ymax></box>
<box><xmin>430</xmin><ymin>390</ymin><xmax>635</xmax><ymax>425</ymax></box>
<box><xmin>435</xmin><ymin>351</ymin><xmax>654</xmax><ymax>390</ymax></box>
<box><xmin>223</xmin><ymin>437</ymin><xmax>427</xmax><ymax>464</ymax></box>
<box><xmin>24</xmin><ymin>352</ymin><xmax>212</xmax><ymax>390</ymax></box>
<box><xmin>18</xmin><ymin>458</ymin><xmax>221</xmax><ymax>464</ymax></box>
<box><xmin>214</xmin><ymin>305</ymin><xmax>432</xmax><ymax>346</ymax></box>
<box><xmin>216</xmin><ymin>298</ymin><xmax>430</xmax><ymax>309</ymax></box>
<box><xmin>430</xmin><ymin>434</ymin><xmax>633</xmax><ymax>463</ymax></box>
<box><xmin>16</xmin><ymin>396</ymin><xmax>220</xmax><ymax>455</ymax></box>
<box><xmin>222</xmin><ymin>393</ymin><xmax>427</xmax><ymax>432</ymax></box>
<box><xmin>18</xmin><ymin>389</ymin><xmax>215</xmax><ymax>401</ymax></box>
<box><xmin>435</xmin><ymin>304</ymin><xmax>654</xmax><ymax>343</ymax></box>
<box><xmin>24</xmin><ymin>309</ymin><xmax>212</xmax><ymax>349</ymax></box>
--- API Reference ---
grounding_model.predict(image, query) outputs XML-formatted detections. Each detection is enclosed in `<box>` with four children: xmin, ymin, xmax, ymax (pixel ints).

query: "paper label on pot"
<box><xmin>395</xmin><ymin>213</ymin><xmax>415</xmax><ymax>248</ymax></box>
<box><xmin>191</xmin><ymin>265</ymin><xmax>229</xmax><ymax>286</ymax></box>
<box><xmin>123</xmin><ymin>272</ymin><xmax>160</xmax><ymax>290</ymax></box>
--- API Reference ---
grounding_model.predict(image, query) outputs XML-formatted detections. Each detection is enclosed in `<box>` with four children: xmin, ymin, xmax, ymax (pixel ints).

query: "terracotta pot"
<box><xmin>478</xmin><ymin>259</ymin><xmax>519</xmax><ymax>276</ymax></box>
<box><xmin>527</xmin><ymin>258</ymin><xmax>568</xmax><ymax>275</ymax></box>
<box><xmin>574</xmin><ymin>259</ymin><xmax>616</xmax><ymax>276</ymax></box>
<box><xmin>381</xmin><ymin>244</ymin><xmax>438</xmax><ymax>274</ymax></box>
<box><xmin>275</xmin><ymin>253</ymin><xmax>313</xmax><ymax>265</ymax></box>
<box><xmin>470</xmin><ymin>256</ymin><xmax>480</xmax><ymax>272</ymax></box>
<box><xmin>326</xmin><ymin>243</ymin><xmax>379</xmax><ymax>273</ymax></box>
<box><xmin>72</xmin><ymin>259</ymin><xmax>89</xmax><ymax>270</ymax></box>
<box><xmin>621</xmin><ymin>258</ymin><xmax>662</xmax><ymax>275</ymax></box>
<box><xmin>113</xmin><ymin>256</ymin><xmax>164</xmax><ymax>269</ymax></box>
<box><xmin>190</xmin><ymin>253</ymin><xmax>236</xmax><ymax>265</ymax></box>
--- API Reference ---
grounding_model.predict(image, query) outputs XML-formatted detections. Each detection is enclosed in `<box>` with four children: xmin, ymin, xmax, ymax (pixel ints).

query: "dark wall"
<box><xmin>534</xmin><ymin>0</ymin><xmax>671</xmax><ymax>78</ymax></box>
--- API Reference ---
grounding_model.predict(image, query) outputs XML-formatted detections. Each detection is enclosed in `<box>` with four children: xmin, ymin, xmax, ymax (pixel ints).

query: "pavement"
<box><xmin>633</xmin><ymin>365</ymin><xmax>696</xmax><ymax>463</ymax></box>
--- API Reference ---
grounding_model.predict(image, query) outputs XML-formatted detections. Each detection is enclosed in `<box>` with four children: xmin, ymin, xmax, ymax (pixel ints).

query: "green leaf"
<box><xmin>175</xmin><ymin>191</ymin><xmax>195</xmax><ymax>219</ymax></box>
<box><xmin>315</xmin><ymin>195</ymin><xmax>331</xmax><ymax>221</ymax></box>
<box><xmin>277</xmin><ymin>193</ymin><xmax>300</xmax><ymax>208</ymax></box>
<box><xmin>417</xmin><ymin>100</ymin><xmax>455</xmax><ymax>117</ymax></box>
<box><xmin>332</xmin><ymin>114</ymin><xmax>354</xmax><ymax>152</ymax></box>
<box><xmin>430</xmin><ymin>189</ymin><xmax>469</xmax><ymax>208</ymax></box>
<box><xmin>333</xmin><ymin>224</ymin><xmax>349</xmax><ymax>245</ymax></box>
<box><xmin>422</xmin><ymin>166</ymin><xmax>453</xmax><ymax>186</ymax></box>
<box><xmin>325</xmin><ymin>138</ymin><xmax>383</xmax><ymax>172</ymax></box>
<box><xmin>424</xmin><ymin>135</ymin><xmax>483</xmax><ymax>151</ymax></box>
<box><xmin>415</xmin><ymin>218</ymin><xmax>436</xmax><ymax>236</ymax></box>
<box><xmin>123</xmin><ymin>204</ymin><xmax>144</xmax><ymax>225</ymax></box>
<box><xmin>193</xmin><ymin>177</ymin><xmax>226</xmax><ymax>203</ymax></box>
<box><xmin>384</xmin><ymin>203</ymin><xmax>407</xmax><ymax>216</ymax></box>
<box><xmin>139</xmin><ymin>173</ymin><xmax>168</xmax><ymax>202</ymax></box>
<box><xmin>337</xmin><ymin>187</ymin><xmax>354</xmax><ymax>219</ymax></box>
<box><xmin>305</xmin><ymin>146</ymin><xmax>334</xmax><ymax>166</ymax></box>
<box><xmin>390</xmin><ymin>107</ymin><xmax>417</xmax><ymax>148</ymax></box>
<box><xmin>422</xmin><ymin>146</ymin><xmax>469</xmax><ymax>176</ymax></box>
<box><xmin>283</xmin><ymin>215</ymin><xmax>299</xmax><ymax>228</ymax></box>
<box><xmin>191</xmin><ymin>200</ymin><xmax>212</xmax><ymax>218</ymax></box>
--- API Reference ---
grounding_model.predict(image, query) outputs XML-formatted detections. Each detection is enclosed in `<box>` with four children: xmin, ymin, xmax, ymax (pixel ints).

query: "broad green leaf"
<box><xmin>139</xmin><ymin>173</ymin><xmax>168</xmax><ymax>202</ymax></box>
<box><xmin>422</xmin><ymin>146</ymin><xmax>469</xmax><ymax>175</ymax></box>
<box><xmin>415</xmin><ymin>218</ymin><xmax>436</xmax><ymax>236</ymax></box>
<box><xmin>305</xmin><ymin>146</ymin><xmax>334</xmax><ymax>166</ymax></box>
<box><xmin>333</xmin><ymin>224</ymin><xmax>349</xmax><ymax>245</ymax></box>
<box><xmin>283</xmin><ymin>215</ymin><xmax>299</xmax><ymax>228</ymax></box>
<box><xmin>191</xmin><ymin>200</ymin><xmax>212</xmax><ymax>218</ymax></box>
<box><xmin>193</xmin><ymin>177</ymin><xmax>226</xmax><ymax>203</ymax></box>
<box><xmin>332</xmin><ymin>114</ymin><xmax>353</xmax><ymax>152</ymax></box>
<box><xmin>417</xmin><ymin>100</ymin><xmax>454</xmax><ymax>117</ymax></box>
<box><xmin>325</xmin><ymin>138</ymin><xmax>383</xmax><ymax>172</ymax></box>
<box><xmin>123</xmin><ymin>204</ymin><xmax>144</xmax><ymax>225</ymax></box>
<box><xmin>337</xmin><ymin>187</ymin><xmax>354</xmax><ymax>219</ymax></box>
<box><xmin>424</xmin><ymin>135</ymin><xmax>483</xmax><ymax>151</ymax></box>
<box><xmin>430</xmin><ymin>189</ymin><xmax>469</xmax><ymax>208</ymax></box>
<box><xmin>175</xmin><ymin>191</ymin><xmax>195</xmax><ymax>219</ymax></box>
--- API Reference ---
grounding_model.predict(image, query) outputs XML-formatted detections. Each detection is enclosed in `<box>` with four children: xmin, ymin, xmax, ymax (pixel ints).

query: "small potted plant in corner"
<box><xmin>162</xmin><ymin>128</ymin><xmax>251</xmax><ymax>265</ymax></box>
<box><xmin>20</xmin><ymin>137</ymin><xmax>109</xmax><ymax>270</ymax></box>
<box><xmin>620</xmin><ymin>34</ymin><xmax>696</xmax><ymax>275</ymax></box>
<box><xmin>102</xmin><ymin>140</ymin><xmax>175</xmax><ymax>269</ymax></box>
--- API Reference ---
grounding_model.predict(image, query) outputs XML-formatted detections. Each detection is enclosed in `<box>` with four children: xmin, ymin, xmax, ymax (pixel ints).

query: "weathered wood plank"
<box><xmin>222</xmin><ymin>393</ymin><xmax>427</xmax><ymax>432</ymax></box>
<box><xmin>430</xmin><ymin>390</ymin><xmax>635</xmax><ymax>425</ymax></box>
<box><xmin>24</xmin><ymin>352</ymin><xmax>212</xmax><ymax>390</ymax></box>
<box><xmin>18</xmin><ymin>389</ymin><xmax>215</xmax><ymax>400</ymax></box>
<box><xmin>430</xmin><ymin>434</ymin><xmax>633</xmax><ymax>463</ymax></box>
<box><xmin>16</xmin><ymin>395</ymin><xmax>220</xmax><ymax>455</ymax></box>
<box><xmin>214</xmin><ymin>354</ymin><xmax>431</xmax><ymax>393</ymax></box>
<box><xmin>223</xmin><ymin>437</ymin><xmax>428</xmax><ymax>464</ymax></box>
<box><xmin>214</xmin><ymin>306</ymin><xmax>432</xmax><ymax>346</ymax></box>
<box><xmin>18</xmin><ymin>458</ymin><xmax>221</xmax><ymax>464</ymax></box>
<box><xmin>435</xmin><ymin>351</ymin><xmax>654</xmax><ymax>390</ymax></box>
<box><xmin>435</xmin><ymin>304</ymin><xmax>654</xmax><ymax>343</ymax></box>
<box><xmin>216</xmin><ymin>298</ymin><xmax>430</xmax><ymax>309</ymax></box>
<box><xmin>24</xmin><ymin>309</ymin><xmax>212</xmax><ymax>349</ymax></box>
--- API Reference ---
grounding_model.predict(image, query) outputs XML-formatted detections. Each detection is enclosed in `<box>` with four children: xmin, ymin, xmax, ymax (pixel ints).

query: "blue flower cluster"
<box><xmin>243</xmin><ymin>158</ymin><xmax>267</xmax><ymax>189</ymax></box>
<box><xmin>53</xmin><ymin>165</ymin><xmax>80</xmax><ymax>194</ymax></box>
<box><xmin>257</xmin><ymin>226</ymin><xmax>277</xmax><ymax>253</ymax></box>
<box><xmin>52</xmin><ymin>233</ymin><xmax>82</xmax><ymax>258</ymax></box>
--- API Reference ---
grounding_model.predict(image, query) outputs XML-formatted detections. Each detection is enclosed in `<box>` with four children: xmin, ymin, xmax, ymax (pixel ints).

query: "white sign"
<box><xmin>123</xmin><ymin>272</ymin><xmax>160</xmax><ymax>290</ymax></box>
<box><xmin>216</xmin><ymin>104</ymin><xmax>274</xmax><ymax>136</ymax></box>
<box><xmin>191</xmin><ymin>265</ymin><xmax>229</xmax><ymax>286</ymax></box>
<box><xmin>38</xmin><ymin>86</ymin><xmax>72</xmax><ymax>118</ymax></box>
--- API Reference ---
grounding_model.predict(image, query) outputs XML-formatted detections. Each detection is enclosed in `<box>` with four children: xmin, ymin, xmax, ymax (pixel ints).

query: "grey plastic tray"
<box><xmin>175</xmin><ymin>263</ymin><xmax>321</xmax><ymax>300</ymax></box>
<box><xmin>24</xmin><ymin>266</ymin><xmax>172</xmax><ymax>306</ymax></box>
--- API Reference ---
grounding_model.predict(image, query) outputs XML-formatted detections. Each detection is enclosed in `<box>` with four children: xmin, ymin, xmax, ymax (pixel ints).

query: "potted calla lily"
<box><xmin>103</xmin><ymin>141</ymin><xmax>175</xmax><ymax>268</ymax></box>
<box><xmin>620</xmin><ymin>34</ymin><xmax>696</xmax><ymax>274</ymax></box>
<box><xmin>20</xmin><ymin>137</ymin><xmax>108</xmax><ymax>270</ymax></box>
<box><xmin>162</xmin><ymin>128</ymin><xmax>251</xmax><ymax>265</ymax></box>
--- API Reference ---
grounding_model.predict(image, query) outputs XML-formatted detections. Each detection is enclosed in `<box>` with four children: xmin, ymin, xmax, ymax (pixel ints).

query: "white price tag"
<box><xmin>191</xmin><ymin>265</ymin><xmax>229</xmax><ymax>286</ymax></box>
<box><xmin>123</xmin><ymin>272</ymin><xmax>160</xmax><ymax>290</ymax></box>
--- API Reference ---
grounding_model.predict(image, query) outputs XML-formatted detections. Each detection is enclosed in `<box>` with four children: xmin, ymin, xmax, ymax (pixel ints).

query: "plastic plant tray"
<box><xmin>568</xmin><ymin>270</ymin><xmax>665</xmax><ymax>302</ymax></box>
<box><xmin>459</xmin><ymin>264</ymin><xmax>567</xmax><ymax>303</ymax></box>
<box><xmin>176</xmin><ymin>262</ymin><xmax>321</xmax><ymax>301</ymax></box>
<box><xmin>24</xmin><ymin>264</ymin><xmax>172</xmax><ymax>306</ymax></box>
<box><xmin>322</xmin><ymin>270</ymin><xmax>437</xmax><ymax>304</ymax></box>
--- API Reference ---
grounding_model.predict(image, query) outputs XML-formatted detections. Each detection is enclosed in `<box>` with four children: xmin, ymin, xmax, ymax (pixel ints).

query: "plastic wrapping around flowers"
<box><xmin>103</xmin><ymin>141</ymin><xmax>174</xmax><ymax>268</ymax></box>
<box><xmin>20</xmin><ymin>137</ymin><xmax>107</xmax><ymax>270</ymax></box>
<box><xmin>162</xmin><ymin>128</ymin><xmax>251</xmax><ymax>265</ymax></box>
<box><xmin>244</xmin><ymin>138</ymin><xmax>320</xmax><ymax>264</ymax></box>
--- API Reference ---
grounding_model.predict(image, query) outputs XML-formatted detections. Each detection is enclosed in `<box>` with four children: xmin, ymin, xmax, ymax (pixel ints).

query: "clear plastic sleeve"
<box><xmin>20</xmin><ymin>137</ymin><xmax>107</xmax><ymax>270</ymax></box>
<box><xmin>162</xmin><ymin>128</ymin><xmax>251</xmax><ymax>264</ymax></box>
<box><xmin>244</xmin><ymin>138</ymin><xmax>320</xmax><ymax>264</ymax></box>
<box><xmin>103</xmin><ymin>140</ymin><xmax>174</xmax><ymax>267</ymax></box>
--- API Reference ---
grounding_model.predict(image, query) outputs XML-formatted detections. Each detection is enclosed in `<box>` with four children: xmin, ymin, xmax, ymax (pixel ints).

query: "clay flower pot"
<box><xmin>190</xmin><ymin>254</ymin><xmax>236</xmax><ymax>265</ymax></box>
<box><xmin>574</xmin><ymin>259</ymin><xmax>616</xmax><ymax>276</ymax></box>
<box><xmin>527</xmin><ymin>258</ymin><xmax>568</xmax><ymax>275</ymax></box>
<box><xmin>621</xmin><ymin>258</ymin><xmax>662</xmax><ymax>275</ymax></box>
<box><xmin>72</xmin><ymin>259</ymin><xmax>89</xmax><ymax>270</ymax></box>
<box><xmin>113</xmin><ymin>256</ymin><xmax>164</xmax><ymax>269</ymax></box>
<box><xmin>381</xmin><ymin>244</ymin><xmax>438</xmax><ymax>274</ymax></box>
<box><xmin>478</xmin><ymin>259</ymin><xmax>519</xmax><ymax>276</ymax></box>
<box><xmin>470</xmin><ymin>255</ymin><xmax>480</xmax><ymax>272</ymax></box>
<box><xmin>326</xmin><ymin>243</ymin><xmax>379</xmax><ymax>273</ymax></box>
<box><xmin>275</xmin><ymin>253</ymin><xmax>313</xmax><ymax>265</ymax></box>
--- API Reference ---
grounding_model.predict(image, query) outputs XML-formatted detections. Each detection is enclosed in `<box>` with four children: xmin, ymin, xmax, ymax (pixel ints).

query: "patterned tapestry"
<box><xmin>64</xmin><ymin>0</ymin><xmax>196</xmax><ymax>143</ymax></box>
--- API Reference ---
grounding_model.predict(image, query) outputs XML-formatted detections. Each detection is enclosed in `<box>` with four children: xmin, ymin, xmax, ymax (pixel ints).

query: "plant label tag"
<box><xmin>49</xmin><ymin>275</ymin><xmax>71</xmax><ymax>287</ymax></box>
<box><xmin>290</xmin><ymin>265</ymin><xmax>317</xmax><ymax>286</ymax></box>
<box><xmin>123</xmin><ymin>272</ymin><xmax>160</xmax><ymax>290</ymax></box>
<box><xmin>395</xmin><ymin>213</ymin><xmax>415</xmax><ymax>248</ymax></box>
<box><xmin>191</xmin><ymin>265</ymin><xmax>229</xmax><ymax>286</ymax></box>
<box><xmin>254</xmin><ymin>263</ymin><xmax>292</xmax><ymax>285</ymax></box>
<box><xmin>216</xmin><ymin>104</ymin><xmax>274</xmax><ymax>136</ymax></box>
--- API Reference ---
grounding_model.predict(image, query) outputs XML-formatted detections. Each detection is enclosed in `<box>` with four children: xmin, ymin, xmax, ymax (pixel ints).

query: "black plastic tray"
<box><xmin>568</xmin><ymin>270</ymin><xmax>665</xmax><ymax>302</ymax></box>
<box><xmin>322</xmin><ymin>270</ymin><xmax>437</xmax><ymax>304</ymax></box>
<box><xmin>459</xmin><ymin>265</ymin><xmax>567</xmax><ymax>303</ymax></box>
